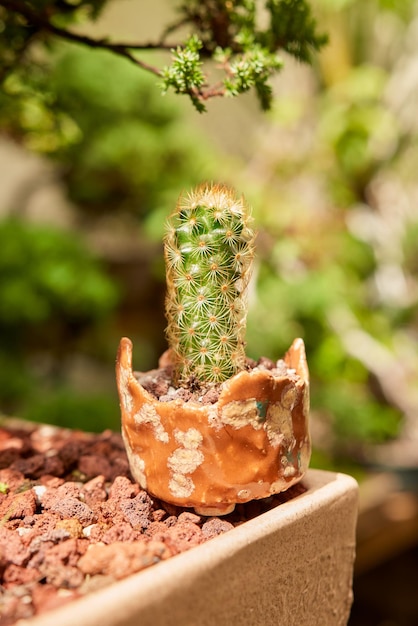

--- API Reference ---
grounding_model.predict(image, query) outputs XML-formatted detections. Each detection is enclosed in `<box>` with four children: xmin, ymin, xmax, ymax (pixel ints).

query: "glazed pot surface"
<box><xmin>117</xmin><ymin>338</ymin><xmax>311</xmax><ymax>513</ymax></box>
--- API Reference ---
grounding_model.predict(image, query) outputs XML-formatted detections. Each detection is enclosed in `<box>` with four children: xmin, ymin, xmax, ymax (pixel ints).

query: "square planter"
<box><xmin>26</xmin><ymin>468</ymin><xmax>358</xmax><ymax>626</ymax></box>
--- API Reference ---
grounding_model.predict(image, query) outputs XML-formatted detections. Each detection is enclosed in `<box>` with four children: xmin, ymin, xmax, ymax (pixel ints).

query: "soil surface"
<box><xmin>136</xmin><ymin>355</ymin><xmax>296</xmax><ymax>404</ymax></box>
<box><xmin>0</xmin><ymin>420</ymin><xmax>305</xmax><ymax>625</ymax></box>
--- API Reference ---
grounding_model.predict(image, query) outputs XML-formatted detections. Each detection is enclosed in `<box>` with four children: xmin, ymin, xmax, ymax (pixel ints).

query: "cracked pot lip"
<box><xmin>116</xmin><ymin>337</ymin><xmax>311</xmax><ymax>513</ymax></box>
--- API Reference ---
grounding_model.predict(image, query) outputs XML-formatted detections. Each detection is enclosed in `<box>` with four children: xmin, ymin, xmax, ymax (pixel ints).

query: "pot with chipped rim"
<box><xmin>116</xmin><ymin>336</ymin><xmax>311</xmax><ymax>515</ymax></box>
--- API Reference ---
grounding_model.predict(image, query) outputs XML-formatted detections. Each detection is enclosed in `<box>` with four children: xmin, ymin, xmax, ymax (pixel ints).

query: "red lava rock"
<box><xmin>154</xmin><ymin>378</ymin><xmax>170</xmax><ymax>397</ymax></box>
<box><xmin>101</xmin><ymin>523</ymin><xmax>140</xmax><ymax>544</ymax></box>
<box><xmin>0</xmin><ymin>468</ymin><xmax>25</xmax><ymax>492</ymax></box>
<box><xmin>161</xmin><ymin>501</ymin><xmax>183</xmax><ymax>517</ymax></box>
<box><xmin>0</xmin><ymin>429</ymin><xmax>28</xmax><ymax>452</ymax></box>
<box><xmin>31</xmin><ymin>526</ymin><xmax>72</xmax><ymax>546</ymax></box>
<box><xmin>0</xmin><ymin>422</ymin><xmax>304</xmax><ymax>625</ymax></box>
<box><xmin>177</xmin><ymin>387</ymin><xmax>193</xmax><ymax>401</ymax></box>
<box><xmin>0</xmin><ymin>489</ymin><xmax>37</xmax><ymax>520</ymax></box>
<box><xmin>40</xmin><ymin>561</ymin><xmax>84</xmax><ymax>588</ymax></box>
<box><xmin>119</xmin><ymin>491</ymin><xmax>153</xmax><ymax>529</ymax></box>
<box><xmin>30</xmin><ymin>425</ymin><xmax>62</xmax><ymax>453</ymax></box>
<box><xmin>38</xmin><ymin>475</ymin><xmax>65</xmax><ymax>488</ymax></box>
<box><xmin>95</xmin><ymin>498</ymin><xmax>126</xmax><ymax>526</ymax></box>
<box><xmin>86</xmin><ymin>440</ymin><xmax>113</xmax><ymax>457</ymax></box>
<box><xmin>78</xmin><ymin>540</ymin><xmax>171</xmax><ymax>579</ymax></box>
<box><xmin>108</xmin><ymin>456</ymin><xmax>130</xmax><ymax>480</ymax></box>
<box><xmin>201</xmin><ymin>517</ymin><xmax>234</xmax><ymax>539</ymax></box>
<box><xmin>79</xmin><ymin>455</ymin><xmax>113</xmax><ymax>481</ymax></box>
<box><xmin>0</xmin><ymin>527</ymin><xmax>31</xmax><ymax>567</ymax></box>
<box><xmin>3</xmin><ymin>564</ymin><xmax>41</xmax><ymax>585</ymax></box>
<box><xmin>55</xmin><ymin>518</ymin><xmax>84</xmax><ymax>539</ymax></box>
<box><xmin>27</xmin><ymin>531</ymin><xmax>72</xmax><ymax>570</ymax></box>
<box><xmin>257</xmin><ymin>356</ymin><xmax>276</xmax><ymax>369</ymax></box>
<box><xmin>83</xmin><ymin>523</ymin><xmax>110</xmax><ymax>543</ymax></box>
<box><xmin>58</xmin><ymin>440</ymin><xmax>88</xmax><ymax>471</ymax></box>
<box><xmin>35</xmin><ymin>538</ymin><xmax>88</xmax><ymax>589</ymax></box>
<box><xmin>200</xmin><ymin>387</ymin><xmax>219</xmax><ymax>404</ymax></box>
<box><xmin>108</xmin><ymin>475</ymin><xmax>139</xmax><ymax>501</ymax></box>
<box><xmin>10</xmin><ymin>454</ymin><xmax>46</xmax><ymax>477</ymax></box>
<box><xmin>51</xmin><ymin>497</ymin><xmax>95</xmax><ymax>526</ymax></box>
<box><xmin>21</xmin><ymin>511</ymin><xmax>62</xmax><ymax>536</ymax></box>
<box><xmin>82</xmin><ymin>475</ymin><xmax>107</xmax><ymax>507</ymax></box>
<box><xmin>41</xmin><ymin>455</ymin><xmax>66</xmax><ymax>477</ymax></box>
<box><xmin>41</xmin><ymin>481</ymin><xmax>83</xmax><ymax>509</ymax></box>
<box><xmin>153</xmin><ymin>521</ymin><xmax>204</xmax><ymax>555</ymax></box>
<box><xmin>178</xmin><ymin>511</ymin><xmax>202</xmax><ymax>525</ymax></box>
<box><xmin>151</xmin><ymin>508</ymin><xmax>168</xmax><ymax>522</ymax></box>
<box><xmin>144</xmin><ymin>520</ymin><xmax>169</xmax><ymax>538</ymax></box>
<box><xmin>0</xmin><ymin>448</ymin><xmax>21</xmax><ymax>470</ymax></box>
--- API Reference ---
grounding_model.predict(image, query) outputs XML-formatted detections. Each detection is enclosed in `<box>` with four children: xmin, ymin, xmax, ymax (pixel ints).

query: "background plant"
<box><xmin>0</xmin><ymin>41</ymin><xmax>219</xmax><ymax>428</ymax></box>
<box><xmin>242</xmin><ymin>0</ymin><xmax>418</xmax><ymax>466</ymax></box>
<box><xmin>0</xmin><ymin>217</ymin><xmax>119</xmax><ymax>428</ymax></box>
<box><xmin>0</xmin><ymin>0</ymin><xmax>416</xmax><ymax>474</ymax></box>
<box><xmin>0</xmin><ymin>0</ymin><xmax>326</xmax><ymax>112</ymax></box>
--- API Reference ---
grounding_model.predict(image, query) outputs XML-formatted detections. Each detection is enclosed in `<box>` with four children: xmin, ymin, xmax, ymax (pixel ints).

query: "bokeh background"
<box><xmin>1</xmin><ymin>1</ymin><xmax>417</xmax><ymax>624</ymax></box>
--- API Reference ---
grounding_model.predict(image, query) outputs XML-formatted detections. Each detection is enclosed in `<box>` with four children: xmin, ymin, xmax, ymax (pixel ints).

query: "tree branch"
<box><xmin>0</xmin><ymin>0</ymin><xmax>327</xmax><ymax>111</ymax></box>
<box><xmin>0</xmin><ymin>0</ymin><xmax>229</xmax><ymax>106</ymax></box>
<box><xmin>0</xmin><ymin>0</ymin><xmax>168</xmax><ymax>76</ymax></box>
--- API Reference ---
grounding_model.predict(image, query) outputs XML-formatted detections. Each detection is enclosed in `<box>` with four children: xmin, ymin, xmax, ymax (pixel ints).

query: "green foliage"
<box><xmin>0</xmin><ymin>217</ymin><xmax>119</xmax><ymax>414</ymax></box>
<box><xmin>319</xmin><ymin>64</ymin><xmax>398</xmax><ymax>200</ymax></box>
<box><xmin>0</xmin><ymin>42</ymin><xmax>220</xmax><ymax>421</ymax></box>
<box><xmin>0</xmin><ymin>0</ymin><xmax>414</xmax><ymax>465</ymax></box>
<box><xmin>161</xmin><ymin>35</ymin><xmax>206</xmax><ymax>113</ymax></box>
<box><xmin>243</xmin><ymin>0</ymin><xmax>418</xmax><ymax>454</ymax></box>
<box><xmin>23</xmin><ymin>388</ymin><xmax>120</xmax><ymax>432</ymax></box>
<box><xmin>222</xmin><ymin>42</ymin><xmax>283</xmax><ymax>111</ymax></box>
<box><xmin>315</xmin><ymin>384</ymin><xmax>400</xmax><ymax>444</ymax></box>
<box><xmin>164</xmin><ymin>183</ymin><xmax>255</xmax><ymax>384</ymax></box>
<box><xmin>0</xmin><ymin>34</ymin><xmax>221</xmax><ymax>424</ymax></box>
<box><xmin>179</xmin><ymin>0</ymin><xmax>327</xmax><ymax>61</ymax></box>
<box><xmin>0</xmin><ymin>218</ymin><xmax>118</xmax><ymax>325</ymax></box>
<box><xmin>0</xmin><ymin>352</ymin><xmax>34</xmax><ymax>407</ymax></box>
<box><xmin>0</xmin><ymin>44</ymin><xmax>217</xmax><ymax>220</ymax></box>
<box><xmin>265</xmin><ymin>0</ymin><xmax>328</xmax><ymax>61</ymax></box>
<box><xmin>0</xmin><ymin>0</ymin><xmax>107</xmax><ymax>80</ymax></box>
<box><xmin>49</xmin><ymin>47</ymin><xmax>215</xmax><ymax>217</ymax></box>
<box><xmin>162</xmin><ymin>0</ymin><xmax>327</xmax><ymax>110</ymax></box>
<box><xmin>0</xmin><ymin>0</ymin><xmax>327</xmax><ymax>112</ymax></box>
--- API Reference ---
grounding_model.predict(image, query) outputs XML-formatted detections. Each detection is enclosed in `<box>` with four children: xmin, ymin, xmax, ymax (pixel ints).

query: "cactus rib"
<box><xmin>164</xmin><ymin>183</ymin><xmax>255</xmax><ymax>385</ymax></box>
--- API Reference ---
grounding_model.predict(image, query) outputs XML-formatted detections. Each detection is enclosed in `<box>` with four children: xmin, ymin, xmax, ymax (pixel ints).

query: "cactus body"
<box><xmin>164</xmin><ymin>183</ymin><xmax>255</xmax><ymax>386</ymax></box>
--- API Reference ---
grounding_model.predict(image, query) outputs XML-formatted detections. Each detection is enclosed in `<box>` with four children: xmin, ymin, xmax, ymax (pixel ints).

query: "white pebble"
<box><xmin>32</xmin><ymin>485</ymin><xmax>47</xmax><ymax>503</ymax></box>
<box><xmin>83</xmin><ymin>524</ymin><xmax>97</xmax><ymax>537</ymax></box>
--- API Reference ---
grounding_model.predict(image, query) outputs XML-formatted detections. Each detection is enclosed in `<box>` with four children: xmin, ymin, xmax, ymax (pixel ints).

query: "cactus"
<box><xmin>164</xmin><ymin>183</ymin><xmax>255</xmax><ymax>386</ymax></box>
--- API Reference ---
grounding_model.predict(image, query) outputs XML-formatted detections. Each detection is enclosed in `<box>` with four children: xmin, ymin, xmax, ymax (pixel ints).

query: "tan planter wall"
<box><xmin>27</xmin><ymin>469</ymin><xmax>358</xmax><ymax>626</ymax></box>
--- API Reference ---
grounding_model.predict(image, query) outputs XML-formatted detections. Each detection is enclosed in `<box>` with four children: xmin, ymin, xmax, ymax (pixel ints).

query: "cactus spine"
<box><xmin>164</xmin><ymin>183</ymin><xmax>255</xmax><ymax>386</ymax></box>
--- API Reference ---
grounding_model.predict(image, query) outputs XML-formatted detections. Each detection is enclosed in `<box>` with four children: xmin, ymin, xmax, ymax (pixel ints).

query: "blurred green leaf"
<box><xmin>0</xmin><ymin>217</ymin><xmax>119</xmax><ymax>325</ymax></box>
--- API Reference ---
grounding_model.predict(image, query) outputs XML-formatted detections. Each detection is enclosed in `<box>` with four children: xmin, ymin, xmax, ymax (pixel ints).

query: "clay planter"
<box><xmin>27</xmin><ymin>469</ymin><xmax>358</xmax><ymax>626</ymax></box>
<box><xmin>116</xmin><ymin>337</ymin><xmax>310</xmax><ymax>515</ymax></box>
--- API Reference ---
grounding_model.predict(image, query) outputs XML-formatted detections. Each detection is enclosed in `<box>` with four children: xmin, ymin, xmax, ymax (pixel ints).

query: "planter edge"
<box><xmin>25</xmin><ymin>469</ymin><xmax>358</xmax><ymax>626</ymax></box>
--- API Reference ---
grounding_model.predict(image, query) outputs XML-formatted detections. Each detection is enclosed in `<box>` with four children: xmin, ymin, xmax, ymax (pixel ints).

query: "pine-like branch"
<box><xmin>0</xmin><ymin>0</ymin><xmax>327</xmax><ymax>112</ymax></box>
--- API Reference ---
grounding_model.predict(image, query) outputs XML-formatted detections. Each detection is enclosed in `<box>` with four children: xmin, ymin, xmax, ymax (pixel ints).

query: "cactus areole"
<box><xmin>117</xmin><ymin>183</ymin><xmax>311</xmax><ymax>515</ymax></box>
<box><xmin>164</xmin><ymin>184</ymin><xmax>255</xmax><ymax>386</ymax></box>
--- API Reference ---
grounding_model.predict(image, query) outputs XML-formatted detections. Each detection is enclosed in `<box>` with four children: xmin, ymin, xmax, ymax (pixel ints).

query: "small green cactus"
<box><xmin>164</xmin><ymin>183</ymin><xmax>255</xmax><ymax>386</ymax></box>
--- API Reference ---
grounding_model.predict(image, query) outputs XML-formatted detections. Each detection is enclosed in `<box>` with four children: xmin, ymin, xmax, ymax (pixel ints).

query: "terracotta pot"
<box><xmin>27</xmin><ymin>469</ymin><xmax>358</xmax><ymax>626</ymax></box>
<box><xmin>116</xmin><ymin>337</ymin><xmax>310</xmax><ymax>514</ymax></box>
